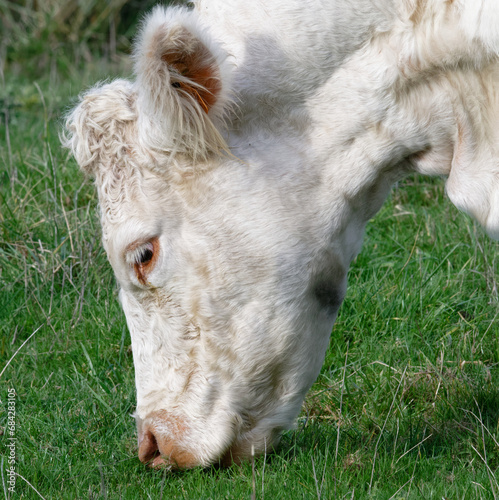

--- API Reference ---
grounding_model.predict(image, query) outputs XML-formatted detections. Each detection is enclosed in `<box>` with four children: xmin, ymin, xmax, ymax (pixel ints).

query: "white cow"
<box><xmin>64</xmin><ymin>0</ymin><xmax>499</xmax><ymax>468</ymax></box>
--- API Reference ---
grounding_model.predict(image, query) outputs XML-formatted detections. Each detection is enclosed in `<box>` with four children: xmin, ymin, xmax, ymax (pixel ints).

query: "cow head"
<box><xmin>63</xmin><ymin>1</ymin><xmax>499</xmax><ymax>468</ymax></box>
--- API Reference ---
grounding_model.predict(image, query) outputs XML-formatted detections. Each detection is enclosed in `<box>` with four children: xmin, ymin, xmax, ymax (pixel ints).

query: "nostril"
<box><xmin>138</xmin><ymin>429</ymin><xmax>159</xmax><ymax>463</ymax></box>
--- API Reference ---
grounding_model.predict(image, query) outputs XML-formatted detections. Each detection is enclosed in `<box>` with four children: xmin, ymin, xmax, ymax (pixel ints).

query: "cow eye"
<box><xmin>137</xmin><ymin>244</ymin><xmax>154</xmax><ymax>265</ymax></box>
<box><xmin>125</xmin><ymin>237</ymin><xmax>160</xmax><ymax>285</ymax></box>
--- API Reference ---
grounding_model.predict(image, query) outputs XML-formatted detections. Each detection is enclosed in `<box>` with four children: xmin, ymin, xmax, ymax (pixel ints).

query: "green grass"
<box><xmin>1</xmin><ymin>46</ymin><xmax>499</xmax><ymax>500</ymax></box>
<box><xmin>0</xmin><ymin>0</ymin><xmax>158</xmax><ymax>80</ymax></box>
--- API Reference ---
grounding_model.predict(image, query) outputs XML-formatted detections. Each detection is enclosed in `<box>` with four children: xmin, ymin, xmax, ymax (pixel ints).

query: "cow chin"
<box><xmin>219</xmin><ymin>429</ymin><xmax>283</xmax><ymax>467</ymax></box>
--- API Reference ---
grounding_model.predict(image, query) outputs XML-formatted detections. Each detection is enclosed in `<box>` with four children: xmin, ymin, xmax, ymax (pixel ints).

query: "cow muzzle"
<box><xmin>136</xmin><ymin>410</ymin><xmax>199</xmax><ymax>469</ymax></box>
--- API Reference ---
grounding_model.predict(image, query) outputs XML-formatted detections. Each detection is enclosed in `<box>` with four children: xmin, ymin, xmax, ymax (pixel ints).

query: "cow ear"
<box><xmin>158</xmin><ymin>28</ymin><xmax>221</xmax><ymax>115</ymax></box>
<box><xmin>133</xmin><ymin>7</ymin><xmax>228</xmax><ymax>161</ymax></box>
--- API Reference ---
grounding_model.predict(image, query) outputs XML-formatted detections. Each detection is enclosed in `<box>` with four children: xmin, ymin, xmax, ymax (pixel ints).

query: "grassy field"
<box><xmin>1</xmin><ymin>4</ymin><xmax>499</xmax><ymax>499</ymax></box>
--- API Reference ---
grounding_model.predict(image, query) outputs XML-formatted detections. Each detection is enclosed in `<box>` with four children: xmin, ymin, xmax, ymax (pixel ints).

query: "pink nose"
<box><xmin>137</xmin><ymin>411</ymin><xmax>198</xmax><ymax>469</ymax></box>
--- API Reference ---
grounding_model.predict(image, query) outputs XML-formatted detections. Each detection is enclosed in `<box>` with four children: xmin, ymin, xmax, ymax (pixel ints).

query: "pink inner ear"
<box><xmin>162</xmin><ymin>32</ymin><xmax>221</xmax><ymax>113</ymax></box>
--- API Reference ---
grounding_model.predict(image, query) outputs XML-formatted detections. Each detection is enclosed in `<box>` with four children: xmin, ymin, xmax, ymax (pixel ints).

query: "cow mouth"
<box><xmin>137</xmin><ymin>410</ymin><xmax>282</xmax><ymax>469</ymax></box>
<box><xmin>139</xmin><ymin>433</ymin><xmax>278</xmax><ymax>469</ymax></box>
